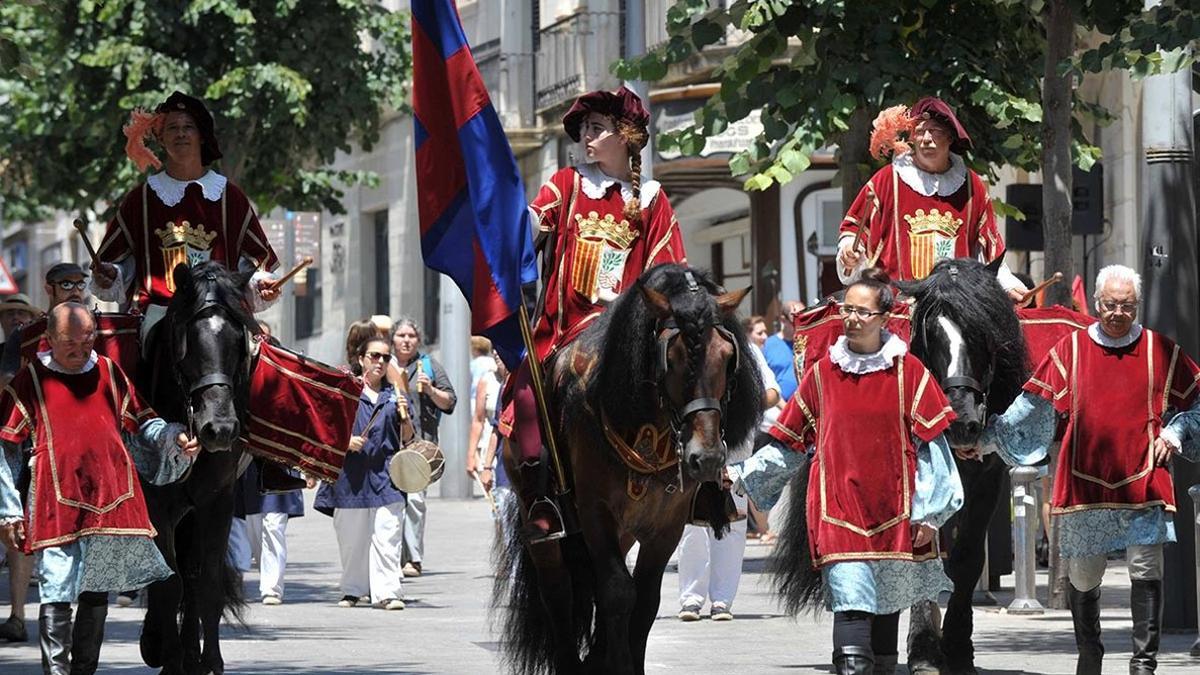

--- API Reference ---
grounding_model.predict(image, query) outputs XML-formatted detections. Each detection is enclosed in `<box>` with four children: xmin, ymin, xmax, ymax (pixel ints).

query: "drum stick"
<box><xmin>1018</xmin><ymin>271</ymin><xmax>1064</xmax><ymax>306</ymax></box>
<box><xmin>265</xmin><ymin>256</ymin><xmax>314</xmax><ymax>290</ymax></box>
<box><xmin>842</xmin><ymin>226</ymin><xmax>866</xmax><ymax>278</ymax></box>
<box><xmin>473</xmin><ymin>471</ymin><xmax>498</xmax><ymax>514</ymax></box>
<box><xmin>72</xmin><ymin>219</ymin><xmax>103</xmax><ymax>269</ymax></box>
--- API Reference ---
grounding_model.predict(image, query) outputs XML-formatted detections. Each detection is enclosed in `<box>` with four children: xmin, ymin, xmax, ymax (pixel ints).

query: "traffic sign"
<box><xmin>0</xmin><ymin>256</ymin><xmax>17</xmax><ymax>294</ymax></box>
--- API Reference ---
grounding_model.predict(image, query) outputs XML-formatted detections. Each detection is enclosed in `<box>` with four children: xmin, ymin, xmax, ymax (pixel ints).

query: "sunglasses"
<box><xmin>364</xmin><ymin>351</ymin><xmax>392</xmax><ymax>362</ymax></box>
<box><xmin>53</xmin><ymin>280</ymin><xmax>88</xmax><ymax>291</ymax></box>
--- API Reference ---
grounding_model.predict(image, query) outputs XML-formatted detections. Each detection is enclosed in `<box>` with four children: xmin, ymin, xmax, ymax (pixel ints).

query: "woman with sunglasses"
<box><xmin>315</xmin><ymin>335</ymin><xmax>415</xmax><ymax>610</ymax></box>
<box><xmin>767</xmin><ymin>268</ymin><xmax>963</xmax><ymax>674</ymax></box>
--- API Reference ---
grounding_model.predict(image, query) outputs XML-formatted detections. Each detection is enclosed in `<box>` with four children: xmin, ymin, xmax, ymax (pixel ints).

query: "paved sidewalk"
<box><xmin>2</xmin><ymin>496</ymin><xmax>1199</xmax><ymax>673</ymax></box>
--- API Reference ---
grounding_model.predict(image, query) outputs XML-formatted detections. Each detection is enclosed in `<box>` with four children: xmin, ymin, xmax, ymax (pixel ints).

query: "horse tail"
<box><xmin>175</xmin><ymin>511</ymin><xmax>248</xmax><ymax>628</ymax></box>
<box><xmin>766</xmin><ymin>455</ymin><xmax>826</xmax><ymax>616</ymax></box>
<box><xmin>491</xmin><ymin>495</ymin><xmax>595</xmax><ymax>675</ymax></box>
<box><xmin>217</xmin><ymin>546</ymin><xmax>248</xmax><ymax>626</ymax></box>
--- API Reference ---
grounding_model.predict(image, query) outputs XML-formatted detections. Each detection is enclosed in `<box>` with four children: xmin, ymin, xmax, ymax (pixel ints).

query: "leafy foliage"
<box><xmin>0</xmin><ymin>0</ymin><xmax>410</xmax><ymax>221</ymax></box>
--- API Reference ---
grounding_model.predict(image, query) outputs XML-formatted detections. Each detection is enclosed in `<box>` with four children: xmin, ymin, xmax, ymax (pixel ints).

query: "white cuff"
<box><xmin>1160</xmin><ymin>427</ymin><xmax>1183</xmax><ymax>454</ymax></box>
<box><xmin>0</xmin><ymin>516</ymin><xmax>22</xmax><ymax>526</ymax></box>
<box><xmin>247</xmin><ymin>271</ymin><xmax>279</xmax><ymax>313</ymax></box>
<box><xmin>996</xmin><ymin>262</ymin><xmax>1026</xmax><ymax>293</ymax></box>
<box><xmin>836</xmin><ymin>233</ymin><xmax>866</xmax><ymax>285</ymax></box>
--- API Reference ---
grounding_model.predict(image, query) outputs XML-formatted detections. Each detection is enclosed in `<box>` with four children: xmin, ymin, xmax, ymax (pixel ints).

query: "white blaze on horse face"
<box><xmin>201</xmin><ymin>315</ymin><xmax>225</xmax><ymax>335</ymax></box>
<box><xmin>937</xmin><ymin>315</ymin><xmax>967</xmax><ymax>379</ymax></box>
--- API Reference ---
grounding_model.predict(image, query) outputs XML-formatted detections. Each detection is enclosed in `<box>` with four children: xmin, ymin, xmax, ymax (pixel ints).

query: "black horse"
<box><xmin>769</xmin><ymin>258</ymin><xmax>1027</xmax><ymax>674</ymax></box>
<box><xmin>492</xmin><ymin>264</ymin><xmax>763</xmax><ymax>674</ymax></box>
<box><xmin>138</xmin><ymin>262</ymin><xmax>258</xmax><ymax>675</ymax></box>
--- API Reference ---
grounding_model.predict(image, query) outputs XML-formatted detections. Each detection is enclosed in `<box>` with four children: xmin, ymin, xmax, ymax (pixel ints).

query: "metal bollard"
<box><xmin>1189</xmin><ymin>484</ymin><xmax>1200</xmax><ymax>657</ymax></box>
<box><xmin>1008</xmin><ymin>466</ymin><xmax>1044</xmax><ymax>614</ymax></box>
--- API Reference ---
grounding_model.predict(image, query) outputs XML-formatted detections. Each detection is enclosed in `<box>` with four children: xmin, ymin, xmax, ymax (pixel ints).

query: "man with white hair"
<box><xmin>980</xmin><ymin>264</ymin><xmax>1200</xmax><ymax>675</ymax></box>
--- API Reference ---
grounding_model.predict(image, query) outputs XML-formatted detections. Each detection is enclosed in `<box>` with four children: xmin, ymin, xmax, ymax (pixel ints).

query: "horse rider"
<box><xmin>981</xmin><ymin>264</ymin><xmax>1200</xmax><ymax>675</ymax></box>
<box><xmin>498</xmin><ymin>86</ymin><xmax>687</xmax><ymax>543</ymax></box>
<box><xmin>836</xmin><ymin>97</ymin><xmax>1028</xmax><ymax>302</ymax></box>
<box><xmin>90</xmin><ymin>91</ymin><xmax>280</xmax><ymax>327</ymax></box>
<box><xmin>0</xmin><ymin>303</ymin><xmax>201</xmax><ymax>674</ymax></box>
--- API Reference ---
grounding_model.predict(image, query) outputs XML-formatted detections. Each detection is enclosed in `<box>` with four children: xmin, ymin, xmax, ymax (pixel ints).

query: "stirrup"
<box><xmin>522</xmin><ymin>497</ymin><xmax>567</xmax><ymax>544</ymax></box>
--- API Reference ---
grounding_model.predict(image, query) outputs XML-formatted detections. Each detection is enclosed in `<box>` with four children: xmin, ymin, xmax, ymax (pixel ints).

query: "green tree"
<box><xmin>0</xmin><ymin>0</ymin><xmax>410</xmax><ymax>221</ymax></box>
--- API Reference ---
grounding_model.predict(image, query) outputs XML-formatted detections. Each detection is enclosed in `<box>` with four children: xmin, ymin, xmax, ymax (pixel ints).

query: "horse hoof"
<box><xmin>140</xmin><ymin>631</ymin><xmax>163</xmax><ymax>668</ymax></box>
<box><xmin>908</xmin><ymin>660</ymin><xmax>941</xmax><ymax>675</ymax></box>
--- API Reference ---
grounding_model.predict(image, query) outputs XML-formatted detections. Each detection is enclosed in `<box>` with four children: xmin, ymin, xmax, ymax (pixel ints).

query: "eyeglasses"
<box><xmin>364</xmin><ymin>351</ymin><xmax>392</xmax><ymax>362</ymax></box>
<box><xmin>54</xmin><ymin>280</ymin><xmax>87</xmax><ymax>291</ymax></box>
<box><xmin>838</xmin><ymin>304</ymin><xmax>885</xmax><ymax>320</ymax></box>
<box><xmin>1098</xmin><ymin>300</ymin><xmax>1137</xmax><ymax>314</ymax></box>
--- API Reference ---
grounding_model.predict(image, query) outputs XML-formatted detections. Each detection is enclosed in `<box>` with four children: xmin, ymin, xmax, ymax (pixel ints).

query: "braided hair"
<box><xmin>617</xmin><ymin>119</ymin><xmax>649</xmax><ymax>225</ymax></box>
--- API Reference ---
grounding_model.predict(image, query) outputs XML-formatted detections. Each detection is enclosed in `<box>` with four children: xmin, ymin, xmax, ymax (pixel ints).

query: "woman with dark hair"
<box><xmin>766</xmin><ymin>269</ymin><xmax>964</xmax><ymax>674</ymax></box>
<box><xmin>343</xmin><ymin>319</ymin><xmax>377</xmax><ymax>376</ymax></box>
<box><xmin>500</xmin><ymin>86</ymin><xmax>687</xmax><ymax>543</ymax></box>
<box><xmin>315</xmin><ymin>335</ymin><xmax>414</xmax><ymax>610</ymax></box>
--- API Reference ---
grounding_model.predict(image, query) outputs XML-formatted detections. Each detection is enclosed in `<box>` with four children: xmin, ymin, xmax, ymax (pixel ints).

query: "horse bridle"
<box><xmin>653</xmin><ymin>272</ymin><xmax>740</xmax><ymax>448</ymax></box>
<box><xmin>171</xmin><ymin>274</ymin><xmax>252</xmax><ymax>435</ymax></box>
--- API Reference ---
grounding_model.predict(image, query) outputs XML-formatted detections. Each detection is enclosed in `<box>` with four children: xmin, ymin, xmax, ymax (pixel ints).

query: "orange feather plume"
<box><xmin>123</xmin><ymin>109</ymin><xmax>164</xmax><ymax>172</ymax></box>
<box><xmin>869</xmin><ymin>104</ymin><xmax>917</xmax><ymax>160</ymax></box>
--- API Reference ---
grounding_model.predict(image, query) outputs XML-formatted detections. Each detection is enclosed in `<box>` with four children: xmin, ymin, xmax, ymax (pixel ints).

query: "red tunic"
<box><xmin>0</xmin><ymin>357</ymin><xmax>159</xmax><ymax>552</ymax></box>
<box><xmin>1025</xmin><ymin>329</ymin><xmax>1200</xmax><ymax>515</ymax></box>
<box><xmin>769</xmin><ymin>352</ymin><xmax>955</xmax><ymax>565</ymax></box>
<box><xmin>528</xmin><ymin>167</ymin><xmax>686</xmax><ymax>360</ymax></box>
<box><xmin>96</xmin><ymin>179</ymin><xmax>279</xmax><ymax>311</ymax></box>
<box><xmin>1016</xmin><ymin>306</ymin><xmax>1096</xmax><ymax>370</ymax></box>
<box><xmin>840</xmin><ymin>162</ymin><xmax>1005</xmax><ymax>281</ymax></box>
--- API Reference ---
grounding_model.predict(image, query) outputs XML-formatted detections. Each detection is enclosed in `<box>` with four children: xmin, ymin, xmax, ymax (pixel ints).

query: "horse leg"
<box><xmin>941</xmin><ymin>456</ymin><xmax>1004</xmax><ymax>674</ymax></box>
<box><xmin>629</xmin><ymin>529</ymin><xmax>682</xmax><ymax>675</ymax></box>
<box><xmin>142</xmin><ymin>491</ymin><xmax>186</xmax><ymax>674</ymax></box>
<box><xmin>177</xmin><ymin>517</ymin><xmax>204</xmax><ymax>674</ymax></box>
<box><xmin>581</xmin><ymin>509</ymin><xmax>636</xmax><ymax>675</ymax></box>
<box><xmin>197</xmin><ymin>501</ymin><xmax>238</xmax><ymax>675</ymax></box>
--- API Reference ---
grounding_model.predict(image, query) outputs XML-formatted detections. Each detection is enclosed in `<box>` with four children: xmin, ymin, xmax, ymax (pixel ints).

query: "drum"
<box><xmin>388</xmin><ymin>439</ymin><xmax>445</xmax><ymax>493</ymax></box>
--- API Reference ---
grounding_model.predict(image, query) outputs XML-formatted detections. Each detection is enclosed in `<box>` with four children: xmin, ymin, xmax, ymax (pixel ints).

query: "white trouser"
<box><xmin>334</xmin><ymin>503</ymin><xmax>405</xmax><ymax>604</ymax></box>
<box><xmin>246</xmin><ymin>512</ymin><xmax>289</xmax><ymax>598</ymax></box>
<box><xmin>227</xmin><ymin>517</ymin><xmax>252</xmax><ymax>573</ymax></box>
<box><xmin>402</xmin><ymin>490</ymin><xmax>427</xmax><ymax>565</ymax></box>
<box><xmin>677</xmin><ymin>491</ymin><xmax>749</xmax><ymax>608</ymax></box>
<box><xmin>1067</xmin><ymin>543</ymin><xmax>1163</xmax><ymax>592</ymax></box>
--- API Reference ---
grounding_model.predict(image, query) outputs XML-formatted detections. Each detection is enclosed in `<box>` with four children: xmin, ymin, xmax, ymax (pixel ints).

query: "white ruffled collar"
<box><xmin>147</xmin><ymin>170</ymin><xmax>227</xmax><ymax>207</ymax></box>
<box><xmin>829</xmin><ymin>331</ymin><xmax>908</xmax><ymax>374</ymax></box>
<box><xmin>892</xmin><ymin>152</ymin><xmax>967</xmax><ymax>197</ymax></box>
<box><xmin>1088</xmin><ymin>322</ymin><xmax>1143</xmax><ymax>349</ymax></box>
<box><xmin>38</xmin><ymin>349</ymin><xmax>98</xmax><ymax>374</ymax></box>
<box><xmin>577</xmin><ymin>162</ymin><xmax>661</xmax><ymax>209</ymax></box>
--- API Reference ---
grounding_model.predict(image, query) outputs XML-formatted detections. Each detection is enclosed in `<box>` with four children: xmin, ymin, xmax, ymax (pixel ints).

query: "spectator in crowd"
<box><xmin>231</xmin><ymin>460</ymin><xmax>304</xmax><ymax>605</ymax></box>
<box><xmin>0</xmin><ymin>293</ymin><xmax>37</xmax><ymax>642</ymax></box>
<box><xmin>370</xmin><ymin>315</ymin><xmax>394</xmax><ymax>340</ymax></box>
<box><xmin>762</xmin><ymin>301</ymin><xmax>803</xmax><ymax>402</ymax></box>
<box><xmin>344</xmin><ymin>319</ymin><xmax>378</xmax><ymax>376</ymax></box>
<box><xmin>466</xmin><ymin>350</ymin><xmax>504</xmax><ymax>481</ymax></box>
<box><xmin>390</xmin><ymin>317</ymin><xmax>457</xmax><ymax>577</ymax></box>
<box><xmin>676</xmin><ymin>335</ymin><xmax>779</xmax><ymax>622</ymax></box>
<box><xmin>469</xmin><ymin>336</ymin><xmax>496</xmax><ymax>406</ymax></box>
<box><xmin>477</xmin><ymin>354</ymin><xmax>512</xmax><ymax>520</ymax></box>
<box><xmin>315</xmin><ymin>334</ymin><xmax>414</xmax><ymax>610</ymax></box>
<box><xmin>743</xmin><ymin>314</ymin><xmax>783</xmax><ymax>543</ymax></box>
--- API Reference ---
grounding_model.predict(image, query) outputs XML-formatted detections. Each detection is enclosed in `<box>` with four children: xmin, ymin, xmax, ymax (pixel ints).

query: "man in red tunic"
<box><xmin>836</xmin><ymin>98</ymin><xmax>1027</xmax><ymax>301</ymax></box>
<box><xmin>499</xmin><ymin>87</ymin><xmax>686</xmax><ymax>542</ymax></box>
<box><xmin>0</xmin><ymin>303</ymin><xmax>199</xmax><ymax>674</ymax></box>
<box><xmin>983</xmin><ymin>264</ymin><xmax>1200</xmax><ymax>674</ymax></box>
<box><xmin>91</xmin><ymin>91</ymin><xmax>280</xmax><ymax>322</ymax></box>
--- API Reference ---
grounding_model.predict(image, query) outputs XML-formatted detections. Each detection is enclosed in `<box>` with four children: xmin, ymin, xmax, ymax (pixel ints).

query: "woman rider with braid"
<box><xmin>498</xmin><ymin>87</ymin><xmax>687</xmax><ymax>543</ymax></box>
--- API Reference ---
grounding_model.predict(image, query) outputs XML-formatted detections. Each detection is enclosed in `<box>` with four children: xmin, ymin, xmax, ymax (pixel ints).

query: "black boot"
<box><xmin>1129</xmin><ymin>579</ymin><xmax>1162</xmax><ymax>674</ymax></box>
<box><xmin>833</xmin><ymin>646</ymin><xmax>875</xmax><ymax>675</ymax></box>
<box><xmin>69</xmin><ymin>592</ymin><xmax>108</xmax><ymax>675</ymax></box>
<box><xmin>38</xmin><ymin>602</ymin><xmax>72</xmax><ymax>675</ymax></box>
<box><xmin>1069</xmin><ymin>584</ymin><xmax>1104</xmax><ymax>675</ymax></box>
<box><xmin>517</xmin><ymin>462</ymin><xmax>565</xmax><ymax>544</ymax></box>
<box><xmin>873</xmin><ymin>653</ymin><xmax>898</xmax><ymax>675</ymax></box>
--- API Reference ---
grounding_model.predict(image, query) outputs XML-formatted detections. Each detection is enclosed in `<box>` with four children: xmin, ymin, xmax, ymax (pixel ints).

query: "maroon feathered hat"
<box><xmin>156</xmin><ymin>91</ymin><xmax>223</xmax><ymax>166</ymax></box>
<box><xmin>562</xmin><ymin>86</ymin><xmax>650</xmax><ymax>145</ymax></box>
<box><xmin>910</xmin><ymin>97</ymin><xmax>972</xmax><ymax>153</ymax></box>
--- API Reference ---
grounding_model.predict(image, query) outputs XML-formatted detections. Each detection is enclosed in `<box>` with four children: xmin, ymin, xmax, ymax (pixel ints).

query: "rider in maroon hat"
<box><xmin>497</xmin><ymin>86</ymin><xmax>687</xmax><ymax>543</ymax></box>
<box><xmin>837</xmin><ymin>97</ymin><xmax>1028</xmax><ymax>301</ymax></box>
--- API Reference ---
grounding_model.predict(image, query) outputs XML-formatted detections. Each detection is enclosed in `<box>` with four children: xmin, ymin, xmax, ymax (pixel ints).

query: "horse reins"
<box><xmin>916</xmin><ymin>265</ymin><xmax>994</xmax><ymax>425</ymax></box>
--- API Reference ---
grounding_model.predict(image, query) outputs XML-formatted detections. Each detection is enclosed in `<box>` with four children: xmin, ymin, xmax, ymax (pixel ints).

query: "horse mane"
<box><xmin>583</xmin><ymin>264</ymin><xmax>762</xmax><ymax>448</ymax></box>
<box><xmin>900</xmin><ymin>258</ymin><xmax>1029</xmax><ymax>413</ymax></box>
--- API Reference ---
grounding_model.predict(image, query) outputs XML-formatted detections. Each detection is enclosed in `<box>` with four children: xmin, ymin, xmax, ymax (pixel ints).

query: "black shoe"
<box><xmin>38</xmin><ymin>603</ymin><xmax>72</xmax><ymax>675</ymax></box>
<box><xmin>1130</xmin><ymin>579</ymin><xmax>1162</xmax><ymax>674</ymax></box>
<box><xmin>833</xmin><ymin>645</ymin><xmax>875</xmax><ymax>675</ymax></box>
<box><xmin>1068</xmin><ymin>584</ymin><xmax>1104</xmax><ymax>675</ymax></box>
<box><xmin>0</xmin><ymin>615</ymin><xmax>28</xmax><ymax>642</ymax></box>
<box><xmin>69</xmin><ymin>593</ymin><xmax>107</xmax><ymax>675</ymax></box>
<box><xmin>520</xmin><ymin>497</ymin><xmax>566</xmax><ymax>544</ymax></box>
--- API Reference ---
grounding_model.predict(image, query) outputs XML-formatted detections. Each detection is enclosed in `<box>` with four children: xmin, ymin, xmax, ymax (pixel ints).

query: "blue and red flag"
<box><xmin>411</xmin><ymin>0</ymin><xmax>538</xmax><ymax>368</ymax></box>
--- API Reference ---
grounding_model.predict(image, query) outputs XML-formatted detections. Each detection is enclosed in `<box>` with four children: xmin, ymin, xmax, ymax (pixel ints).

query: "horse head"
<box><xmin>165</xmin><ymin>262</ymin><xmax>258</xmax><ymax>453</ymax></box>
<box><xmin>903</xmin><ymin>258</ymin><xmax>1029</xmax><ymax>449</ymax></box>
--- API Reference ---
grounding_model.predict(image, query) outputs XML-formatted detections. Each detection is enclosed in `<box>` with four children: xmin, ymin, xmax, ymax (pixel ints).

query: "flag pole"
<box><xmin>517</xmin><ymin>305</ymin><xmax>569</xmax><ymax>495</ymax></box>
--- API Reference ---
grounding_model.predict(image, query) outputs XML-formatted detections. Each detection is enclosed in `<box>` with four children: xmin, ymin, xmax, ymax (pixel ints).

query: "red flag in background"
<box><xmin>1071</xmin><ymin>274</ymin><xmax>1089</xmax><ymax>314</ymax></box>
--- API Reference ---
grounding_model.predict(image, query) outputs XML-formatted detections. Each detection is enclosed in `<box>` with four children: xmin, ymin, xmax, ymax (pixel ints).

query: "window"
<box><xmin>423</xmin><ymin>266</ymin><xmax>441</xmax><ymax>346</ymax></box>
<box><xmin>372</xmin><ymin>209</ymin><xmax>390</xmax><ymax>316</ymax></box>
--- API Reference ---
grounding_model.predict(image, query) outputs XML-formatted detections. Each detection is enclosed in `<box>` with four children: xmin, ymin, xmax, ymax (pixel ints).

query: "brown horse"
<box><xmin>493</xmin><ymin>264</ymin><xmax>763</xmax><ymax>675</ymax></box>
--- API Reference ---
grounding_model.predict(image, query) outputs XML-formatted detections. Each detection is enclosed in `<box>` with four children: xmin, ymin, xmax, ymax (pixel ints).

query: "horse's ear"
<box><xmin>172</xmin><ymin>264</ymin><xmax>193</xmax><ymax>295</ymax></box>
<box><xmin>640</xmin><ymin>286</ymin><xmax>672</xmax><ymax>319</ymax></box>
<box><xmin>715</xmin><ymin>286</ymin><xmax>752</xmax><ymax>318</ymax></box>
<box><xmin>984</xmin><ymin>255</ymin><xmax>1004</xmax><ymax>276</ymax></box>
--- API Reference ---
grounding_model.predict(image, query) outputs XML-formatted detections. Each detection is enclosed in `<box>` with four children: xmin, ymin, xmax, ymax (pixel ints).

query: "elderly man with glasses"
<box><xmin>979</xmin><ymin>264</ymin><xmax>1200</xmax><ymax>675</ymax></box>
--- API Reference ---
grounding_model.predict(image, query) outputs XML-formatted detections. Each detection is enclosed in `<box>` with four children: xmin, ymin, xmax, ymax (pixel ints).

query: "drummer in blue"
<box><xmin>315</xmin><ymin>333</ymin><xmax>416</xmax><ymax>610</ymax></box>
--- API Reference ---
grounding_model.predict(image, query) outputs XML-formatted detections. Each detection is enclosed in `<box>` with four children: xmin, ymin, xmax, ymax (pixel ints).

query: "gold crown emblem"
<box><xmin>903</xmin><ymin>208</ymin><xmax>962</xmax><ymax>238</ymax></box>
<box><xmin>574</xmin><ymin>211</ymin><xmax>638</xmax><ymax>249</ymax></box>
<box><xmin>155</xmin><ymin>220</ymin><xmax>217</xmax><ymax>250</ymax></box>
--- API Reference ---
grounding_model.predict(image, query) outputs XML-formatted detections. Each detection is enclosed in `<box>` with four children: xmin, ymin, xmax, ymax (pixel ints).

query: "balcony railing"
<box><xmin>535</xmin><ymin>11</ymin><xmax>622</xmax><ymax>112</ymax></box>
